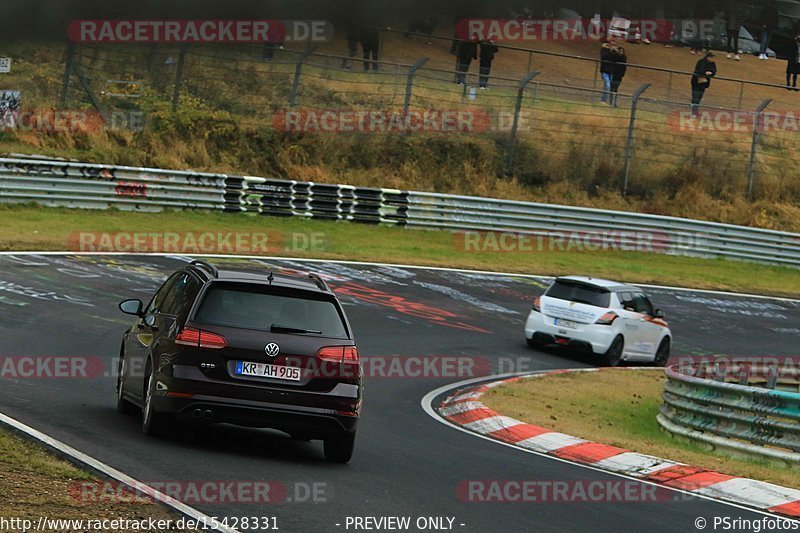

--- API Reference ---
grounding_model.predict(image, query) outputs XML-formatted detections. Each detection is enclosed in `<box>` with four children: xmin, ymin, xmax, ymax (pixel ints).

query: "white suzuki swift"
<box><xmin>524</xmin><ymin>276</ymin><xmax>671</xmax><ymax>367</ymax></box>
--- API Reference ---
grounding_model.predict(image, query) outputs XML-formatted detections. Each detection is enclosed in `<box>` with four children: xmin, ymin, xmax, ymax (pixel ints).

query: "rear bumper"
<box><xmin>152</xmin><ymin>365</ymin><xmax>360</xmax><ymax>437</ymax></box>
<box><xmin>525</xmin><ymin>311</ymin><xmax>615</xmax><ymax>355</ymax></box>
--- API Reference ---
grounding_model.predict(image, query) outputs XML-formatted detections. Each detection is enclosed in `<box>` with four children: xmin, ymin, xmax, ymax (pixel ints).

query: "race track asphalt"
<box><xmin>0</xmin><ymin>254</ymin><xmax>797</xmax><ymax>533</ymax></box>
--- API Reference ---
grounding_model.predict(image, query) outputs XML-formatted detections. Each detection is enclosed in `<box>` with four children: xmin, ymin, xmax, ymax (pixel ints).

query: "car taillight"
<box><xmin>316</xmin><ymin>346</ymin><xmax>360</xmax><ymax>364</ymax></box>
<box><xmin>175</xmin><ymin>327</ymin><xmax>227</xmax><ymax>349</ymax></box>
<box><xmin>595</xmin><ymin>312</ymin><xmax>618</xmax><ymax>325</ymax></box>
<box><xmin>533</xmin><ymin>296</ymin><xmax>541</xmax><ymax>312</ymax></box>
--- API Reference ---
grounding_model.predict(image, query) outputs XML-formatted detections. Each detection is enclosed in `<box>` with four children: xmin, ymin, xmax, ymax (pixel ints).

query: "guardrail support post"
<box><xmin>622</xmin><ymin>83</ymin><xmax>651</xmax><ymax>197</ymax></box>
<box><xmin>403</xmin><ymin>58</ymin><xmax>429</xmax><ymax>116</ymax></box>
<box><xmin>289</xmin><ymin>47</ymin><xmax>317</xmax><ymax>108</ymax></box>
<box><xmin>748</xmin><ymin>98</ymin><xmax>772</xmax><ymax>199</ymax></box>
<box><xmin>507</xmin><ymin>71</ymin><xmax>540</xmax><ymax>172</ymax></box>
<box><xmin>171</xmin><ymin>45</ymin><xmax>187</xmax><ymax>112</ymax></box>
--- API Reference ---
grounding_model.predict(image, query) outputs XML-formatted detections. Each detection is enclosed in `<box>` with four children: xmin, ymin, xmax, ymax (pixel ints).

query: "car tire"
<box><xmin>324</xmin><ymin>432</ymin><xmax>355</xmax><ymax>464</ymax></box>
<box><xmin>653</xmin><ymin>337</ymin><xmax>671</xmax><ymax>367</ymax></box>
<box><xmin>142</xmin><ymin>361</ymin><xmax>170</xmax><ymax>437</ymax></box>
<box><xmin>601</xmin><ymin>335</ymin><xmax>625</xmax><ymax>367</ymax></box>
<box><xmin>526</xmin><ymin>335</ymin><xmax>544</xmax><ymax>349</ymax></box>
<box><xmin>116</xmin><ymin>356</ymin><xmax>135</xmax><ymax>415</ymax></box>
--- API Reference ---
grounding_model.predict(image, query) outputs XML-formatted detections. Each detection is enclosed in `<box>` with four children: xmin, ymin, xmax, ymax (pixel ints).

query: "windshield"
<box><xmin>195</xmin><ymin>283</ymin><xmax>348</xmax><ymax>339</ymax></box>
<box><xmin>546</xmin><ymin>281</ymin><xmax>610</xmax><ymax>308</ymax></box>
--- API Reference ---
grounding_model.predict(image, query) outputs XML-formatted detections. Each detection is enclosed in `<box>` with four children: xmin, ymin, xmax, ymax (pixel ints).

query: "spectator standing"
<box><xmin>478</xmin><ymin>40</ymin><xmax>499</xmax><ymax>89</ymax></box>
<box><xmin>758</xmin><ymin>0</ymin><xmax>779</xmax><ymax>60</ymax></box>
<box><xmin>600</xmin><ymin>39</ymin><xmax>618</xmax><ymax>104</ymax></box>
<box><xmin>456</xmin><ymin>39</ymin><xmax>478</xmax><ymax>85</ymax></box>
<box><xmin>359</xmin><ymin>26</ymin><xmax>380</xmax><ymax>72</ymax></box>
<box><xmin>787</xmin><ymin>34</ymin><xmax>800</xmax><ymax>90</ymax></box>
<box><xmin>725</xmin><ymin>0</ymin><xmax>742</xmax><ymax>61</ymax></box>
<box><xmin>342</xmin><ymin>23</ymin><xmax>360</xmax><ymax>70</ymax></box>
<box><xmin>691</xmin><ymin>52</ymin><xmax>717</xmax><ymax>117</ymax></box>
<box><xmin>610</xmin><ymin>45</ymin><xmax>628</xmax><ymax>107</ymax></box>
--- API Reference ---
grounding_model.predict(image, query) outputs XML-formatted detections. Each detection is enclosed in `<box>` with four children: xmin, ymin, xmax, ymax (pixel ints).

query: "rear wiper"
<box><xmin>270</xmin><ymin>324</ymin><xmax>322</xmax><ymax>335</ymax></box>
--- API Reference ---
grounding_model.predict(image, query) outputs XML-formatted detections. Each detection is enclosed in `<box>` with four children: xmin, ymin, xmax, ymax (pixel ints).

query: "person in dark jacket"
<box><xmin>691</xmin><ymin>52</ymin><xmax>717</xmax><ymax>117</ymax></box>
<box><xmin>600</xmin><ymin>40</ymin><xmax>617</xmax><ymax>104</ymax></box>
<box><xmin>359</xmin><ymin>26</ymin><xmax>380</xmax><ymax>72</ymax></box>
<box><xmin>787</xmin><ymin>34</ymin><xmax>800</xmax><ymax>90</ymax></box>
<box><xmin>455</xmin><ymin>39</ymin><xmax>478</xmax><ymax>85</ymax></box>
<box><xmin>478</xmin><ymin>40</ymin><xmax>499</xmax><ymax>89</ymax></box>
<box><xmin>609</xmin><ymin>46</ymin><xmax>628</xmax><ymax>107</ymax></box>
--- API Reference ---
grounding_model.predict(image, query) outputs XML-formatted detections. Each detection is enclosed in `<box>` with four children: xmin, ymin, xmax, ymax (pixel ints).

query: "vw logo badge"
<box><xmin>265</xmin><ymin>343</ymin><xmax>280</xmax><ymax>357</ymax></box>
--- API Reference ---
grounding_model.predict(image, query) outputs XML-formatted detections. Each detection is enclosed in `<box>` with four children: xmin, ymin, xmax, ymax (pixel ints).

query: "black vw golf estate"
<box><xmin>116</xmin><ymin>260</ymin><xmax>362</xmax><ymax>463</ymax></box>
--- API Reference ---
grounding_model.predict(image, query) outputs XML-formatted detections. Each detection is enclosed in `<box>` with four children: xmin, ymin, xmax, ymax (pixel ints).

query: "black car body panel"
<box><xmin>117</xmin><ymin>262</ymin><xmax>362</xmax><ymax>442</ymax></box>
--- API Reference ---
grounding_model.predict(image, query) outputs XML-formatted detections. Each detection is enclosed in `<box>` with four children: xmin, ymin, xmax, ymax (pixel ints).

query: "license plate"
<box><xmin>554</xmin><ymin>318</ymin><xmax>578</xmax><ymax>329</ymax></box>
<box><xmin>235</xmin><ymin>361</ymin><xmax>301</xmax><ymax>381</ymax></box>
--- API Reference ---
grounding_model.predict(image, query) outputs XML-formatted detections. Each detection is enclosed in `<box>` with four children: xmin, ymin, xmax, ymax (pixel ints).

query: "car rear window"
<box><xmin>194</xmin><ymin>283</ymin><xmax>349</xmax><ymax>339</ymax></box>
<box><xmin>546</xmin><ymin>281</ymin><xmax>610</xmax><ymax>308</ymax></box>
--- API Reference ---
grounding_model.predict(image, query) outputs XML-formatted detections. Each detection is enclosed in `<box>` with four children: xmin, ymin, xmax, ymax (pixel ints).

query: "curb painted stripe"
<box><xmin>436</xmin><ymin>370</ymin><xmax>800</xmax><ymax>520</ymax></box>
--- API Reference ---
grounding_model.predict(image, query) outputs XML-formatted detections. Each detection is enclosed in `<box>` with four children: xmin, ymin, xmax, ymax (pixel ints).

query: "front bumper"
<box><xmin>524</xmin><ymin>310</ymin><xmax>615</xmax><ymax>355</ymax></box>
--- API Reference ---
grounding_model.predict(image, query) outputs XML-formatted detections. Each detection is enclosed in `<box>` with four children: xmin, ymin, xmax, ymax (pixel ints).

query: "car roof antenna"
<box><xmin>267</xmin><ymin>271</ymin><xmax>274</xmax><ymax>285</ymax></box>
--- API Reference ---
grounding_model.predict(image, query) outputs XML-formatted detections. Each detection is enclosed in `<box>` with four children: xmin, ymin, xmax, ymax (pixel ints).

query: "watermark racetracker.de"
<box><xmin>68</xmin><ymin>19</ymin><xmax>334</xmax><ymax>43</ymax></box>
<box><xmin>0</xmin><ymin>109</ymin><xmax>146</xmax><ymax>133</ymax></box>
<box><xmin>68</xmin><ymin>231</ymin><xmax>326</xmax><ymax>254</ymax></box>
<box><xmin>453</xmin><ymin>230</ymin><xmax>698</xmax><ymax>254</ymax></box>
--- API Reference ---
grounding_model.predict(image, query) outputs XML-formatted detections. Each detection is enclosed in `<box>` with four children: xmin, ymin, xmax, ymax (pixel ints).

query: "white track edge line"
<box><xmin>0</xmin><ymin>411</ymin><xmax>239</xmax><ymax>533</ymax></box>
<box><xmin>0</xmin><ymin>251</ymin><xmax>797</xmax><ymax>303</ymax></box>
<box><xmin>420</xmin><ymin>373</ymin><xmax>800</xmax><ymax>522</ymax></box>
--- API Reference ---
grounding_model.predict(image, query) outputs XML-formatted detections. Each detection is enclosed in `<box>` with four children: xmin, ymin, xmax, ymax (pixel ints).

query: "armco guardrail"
<box><xmin>659</xmin><ymin>363</ymin><xmax>800</xmax><ymax>466</ymax></box>
<box><xmin>2</xmin><ymin>156</ymin><xmax>800</xmax><ymax>266</ymax></box>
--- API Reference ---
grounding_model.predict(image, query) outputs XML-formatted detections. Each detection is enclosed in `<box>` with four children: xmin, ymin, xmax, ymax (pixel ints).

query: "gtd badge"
<box><xmin>265</xmin><ymin>343</ymin><xmax>280</xmax><ymax>357</ymax></box>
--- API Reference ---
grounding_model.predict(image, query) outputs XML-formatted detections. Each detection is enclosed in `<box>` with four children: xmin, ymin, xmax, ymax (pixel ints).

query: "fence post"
<box><xmin>60</xmin><ymin>42</ymin><xmax>77</xmax><ymax>107</ymax></box>
<box><xmin>666</xmin><ymin>71</ymin><xmax>673</xmax><ymax>100</ymax></box>
<box><xmin>290</xmin><ymin>47</ymin><xmax>317</xmax><ymax>108</ymax></box>
<box><xmin>737</xmin><ymin>82</ymin><xmax>745</xmax><ymax>110</ymax></box>
<box><xmin>748</xmin><ymin>98</ymin><xmax>772</xmax><ymax>199</ymax></box>
<box><xmin>403</xmin><ymin>58</ymin><xmax>429</xmax><ymax>116</ymax></box>
<box><xmin>622</xmin><ymin>83</ymin><xmax>651</xmax><ymax>197</ymax></box>
<box><xmin>507</xmin><ymin>71</ymin><xmax>540</xmax><ymax>171</ymax></box>
<box><xmin>171</xmin><ymin>46</ymin><xmax>187</xmax><ymax>112</ymax></box>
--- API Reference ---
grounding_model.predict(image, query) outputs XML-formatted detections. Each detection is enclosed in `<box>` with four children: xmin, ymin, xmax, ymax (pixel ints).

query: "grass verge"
<box><xmin>0</xmin><ymin>428</ymin><xmax>195</xmax><ymax>529</ymax></box>
<box><xmin>481</xmin><ymin>370</ymin><xmax>799</xmax><ymax>490</ymax></box>
<box><xmin>3</xmin><ymin>204</ymin><xmax>800</xmax><ymax>298</ymax></box>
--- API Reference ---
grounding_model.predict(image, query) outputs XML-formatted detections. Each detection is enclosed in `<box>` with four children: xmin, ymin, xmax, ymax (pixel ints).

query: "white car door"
<box><xmin>616</xmin><ymin>291</ymin><xmax>650</xmax><ymax>359</ymax></box>
<box><xmin>632</xmin><ymin>292</ymin><xmax>663</xmax><ymax>358</ymax></box>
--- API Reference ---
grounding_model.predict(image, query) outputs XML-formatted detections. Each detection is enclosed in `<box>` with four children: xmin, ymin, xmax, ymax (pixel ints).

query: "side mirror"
<box><xmin>653</xmin><ymin>309</ymin><xmax>665</xmax><ymax>319</ymax></box>
<box><xmin>119</xmin><ymin>299</ymin><xmax>144</xmax><ymax>317</ymax></box>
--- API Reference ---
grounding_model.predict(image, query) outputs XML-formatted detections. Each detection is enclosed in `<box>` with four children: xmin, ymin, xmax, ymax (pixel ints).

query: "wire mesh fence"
<box><xmin>2</xmin><ymin>40</ymin><xmax>800</xmax><ymax>200</ymax></box>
